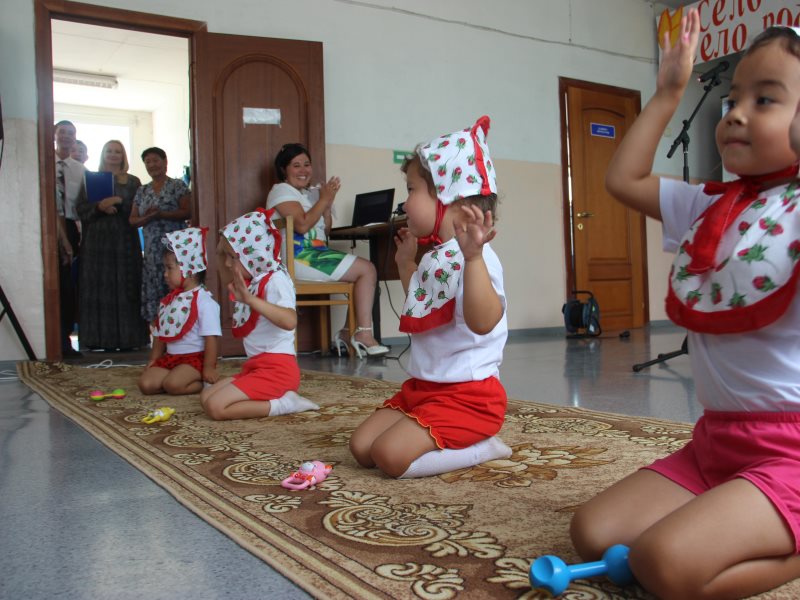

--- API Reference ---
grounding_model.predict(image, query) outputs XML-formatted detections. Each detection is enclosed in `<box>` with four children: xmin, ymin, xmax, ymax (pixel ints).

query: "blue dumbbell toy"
<box><xmin>529</xmin><ymin>544</ymin><xmax>633</xmax><ymax>596</ymax></box>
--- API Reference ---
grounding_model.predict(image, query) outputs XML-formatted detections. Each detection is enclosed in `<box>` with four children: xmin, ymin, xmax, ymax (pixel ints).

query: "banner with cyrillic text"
<box><xmin>657</xmin><ymin>1</ymin><xmax>797</xmax><ymax>65</ymax></box>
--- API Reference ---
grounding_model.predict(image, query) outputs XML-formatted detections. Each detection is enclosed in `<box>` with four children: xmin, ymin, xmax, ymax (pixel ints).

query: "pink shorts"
<box><xmin>645</xmin><ymin>410</ymin><xmax>800</xmax><ymax>552</ymax></box>
<box><xmin>231</xmin><ymin>353</ymin><xmax>300</xmax><ymax>401</ymax></box>
<box><xmin>383</xmin><ymin>376</ymin><xmax>507</xmax><ymax>449</ymax></box>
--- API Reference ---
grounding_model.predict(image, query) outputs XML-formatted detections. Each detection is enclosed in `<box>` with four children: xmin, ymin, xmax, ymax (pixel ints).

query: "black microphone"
<box><xmin>393</xmin><ymin>202</ymin><xmax>406</xmax><ymax>216</ymax></box>
<box><xmin>698</xmin><ymin>60</ymin><xmax>729</xmax><ymax>82</ymax></box>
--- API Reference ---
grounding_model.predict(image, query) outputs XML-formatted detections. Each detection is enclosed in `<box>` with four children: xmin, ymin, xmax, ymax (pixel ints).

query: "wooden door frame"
<box><xmin>34</xmin><ymin>0</ymin><xmax>205</xmax><ymax>360</ymax></box>
<box><xmin>558</xmin><ymin>76</ymin><xmax>648</xmax><ymax>322</ymax></box>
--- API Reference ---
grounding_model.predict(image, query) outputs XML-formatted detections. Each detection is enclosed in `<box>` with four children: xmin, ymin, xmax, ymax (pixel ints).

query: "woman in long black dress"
<box><xmin>76</xmin><ymin>140</ymin><xmax>149</xmax><ymax>350</ymax></box>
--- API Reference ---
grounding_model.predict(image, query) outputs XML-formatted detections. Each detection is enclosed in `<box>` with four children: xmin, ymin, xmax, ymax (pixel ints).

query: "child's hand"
<box><xmin>394</xmin><ymin>227</ymin><xmax>418</xmax><ymax>265</ymax></box>
<box><xmin>656</xmin><ymin>8</ymin><xmax>700</xmax><ymax>98</ymax></box>
<box><xmin>203</xmin><ymin>367</ymin><xmax>219</xmax><ymax>384</ymax></box>
<box><xmin>228</xmin><ymin>269</ymin><xmax>254</xmax><ymax>304</ymax></box>
<box><xmin>791</xmin><ymin>100</ymin><xmax>800</xmax><ymax>159</ymax></box>
<box><xmin>455</xmin><ymin>205</ymin><xmax>496</xmax><ymax>261</ymax></box>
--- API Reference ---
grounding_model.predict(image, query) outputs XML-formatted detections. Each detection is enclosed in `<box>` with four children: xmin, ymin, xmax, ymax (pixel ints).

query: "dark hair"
<box><xmin>274</xmin><ymin>143</ymin><xmax>311</xmax><ymax>182</ymax></box>
<box><xmin>401</xmin><ymin>154</ymin><xmax>498</xmax><ymax>220</ymax></box>
<box><xmin>141</xmin><ymin>146</ymin><xmax>167</xmax><ymax>161</ymax></box>
<box><xmin>54</xmin><ymin>120</ymin><xmax>75</xmax><ymax>130</ymax></box>
<box><xmin>746</xmin><ymin>26</ymin><xmax>800</xmax><ymax>60</ymax></box>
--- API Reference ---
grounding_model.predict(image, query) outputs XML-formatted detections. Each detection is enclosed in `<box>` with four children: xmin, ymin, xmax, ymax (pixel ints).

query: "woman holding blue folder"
<box><xmin>76</xmin><ymin>140</ymin><xmax>148</xmax><ymax>351</ymax></box>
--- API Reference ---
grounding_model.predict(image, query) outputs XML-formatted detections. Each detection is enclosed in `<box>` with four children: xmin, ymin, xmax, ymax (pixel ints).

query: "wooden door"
<box><xmin>561</xmin><ymin>79</ymin><xmax>646</xmax><ymax>332</ymax></box>
<box><xmin>193</xmin><ymin>33</ymin><xmax>326</xmax><ymax>355</ymax></box>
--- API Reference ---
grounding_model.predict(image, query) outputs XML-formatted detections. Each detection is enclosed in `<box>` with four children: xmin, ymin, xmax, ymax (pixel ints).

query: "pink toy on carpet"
<box><xmin>281</xmin><ymin>461</ymin><xmax>332</xmax><ymax>490</ymax></box>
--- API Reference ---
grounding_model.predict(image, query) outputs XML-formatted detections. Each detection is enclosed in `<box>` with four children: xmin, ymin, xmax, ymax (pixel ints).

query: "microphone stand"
<box><xmin>632</xmin><ymin>69</ymin><xmax>724</xmax><ymax>373</ymax></box>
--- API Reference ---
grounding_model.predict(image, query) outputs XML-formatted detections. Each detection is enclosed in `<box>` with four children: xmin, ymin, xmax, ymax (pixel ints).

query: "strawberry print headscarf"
<box><xmin>164</xmin><ymin>226</ymin><xmax>208</xmax><ymax>279</ymax></box>
<box><xmin>416</xmin><ymin>115</ymin><xmax>497</xmax><ymax>245</ymax></box>
<box><xmin>667</xmin><ymin>173</ymin><xmax>800</xmax><ymax>333</ymax></box>
<box><xmin>220</xmin><ymin>208</ymin><xmax>283</xmax><ymax>338</ymax></box>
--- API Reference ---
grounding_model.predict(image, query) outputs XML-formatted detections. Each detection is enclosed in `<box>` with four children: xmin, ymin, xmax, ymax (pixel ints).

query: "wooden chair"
<box><xmin>273</xmin><ymin>215</ymin><xmax>356</xmax><ymax>355</ymax></box>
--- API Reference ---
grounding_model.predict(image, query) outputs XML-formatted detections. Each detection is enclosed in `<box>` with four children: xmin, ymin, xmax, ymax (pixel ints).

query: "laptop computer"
<box><xmin>350</xmin><ymin>188</ymin><xmax>395</xmax><ymax>227</ymax></box>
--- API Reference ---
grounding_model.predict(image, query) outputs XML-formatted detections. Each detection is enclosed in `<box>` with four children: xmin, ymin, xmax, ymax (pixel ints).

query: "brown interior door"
<box><xmin>193</xmin><ymin>32</ymin><xmax>326</xmax><ymax>355</ymax></box>
<box><xmin>562</xmin><ymin>80</ymin><xmax>646</xmax><ymax>332</ymax></box>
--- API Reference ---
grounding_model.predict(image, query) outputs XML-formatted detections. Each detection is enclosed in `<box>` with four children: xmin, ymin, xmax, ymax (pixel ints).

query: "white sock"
<box><xmin>399</xmin><ymin>436</ymin><xmax>512</xmax><ymax>479</ymax></box>
<box><xmin>268</xmin><ymin>390</ymin><xmax>319</xmax><ymax>416</ymax></box>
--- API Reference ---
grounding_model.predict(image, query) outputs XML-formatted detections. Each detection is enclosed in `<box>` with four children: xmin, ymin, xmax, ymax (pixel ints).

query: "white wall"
<box><xmin>54</xmin><ymin>103</ymin><xmax>154</xmax><ymax>181</ymax></box>
<box><xmin>0</xmin><ymin>0</ymin><xmax>725</xmax><ymax>359</ymax></box>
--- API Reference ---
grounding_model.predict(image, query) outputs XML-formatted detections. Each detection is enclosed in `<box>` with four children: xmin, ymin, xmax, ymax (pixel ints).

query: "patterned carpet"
<box><xmin>17</xmin><ymin>361</ymin><xmax>800</xmax><ymax>599</ymax></box>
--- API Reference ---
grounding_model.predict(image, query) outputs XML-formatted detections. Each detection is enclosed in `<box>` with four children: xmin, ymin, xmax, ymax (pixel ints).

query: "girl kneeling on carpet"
<box><xmin>139</xmin><ymin>226</ymin><xmax>221</xmax><ymax>396</ymax></box>
<box><xmin>349</xmin><ymin>116</ymin><xmax>512</xmax><ymax>479</ymax></box>
<box><xmin>200</xmin><ymin>209</ymin><xmax>317</xmax><ymax>421</ymax></box>
<box><xmin>570</xmin><ymin>15</ymin><xmax>800</xmax><ymax>599</ymax></box>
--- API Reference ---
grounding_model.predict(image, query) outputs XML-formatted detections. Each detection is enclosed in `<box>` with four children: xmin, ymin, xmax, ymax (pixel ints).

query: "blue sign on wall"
<box><xmin>590</xmin><ymin>123</ymin><xmax>616</xmax><ymax>139</ymax></box>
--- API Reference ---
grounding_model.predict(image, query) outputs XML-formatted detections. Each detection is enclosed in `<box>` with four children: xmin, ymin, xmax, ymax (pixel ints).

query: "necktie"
<box><xmin>56</xmin><ymin>160</ymin><xmax>66</xmax><ymax>216</ymax></box>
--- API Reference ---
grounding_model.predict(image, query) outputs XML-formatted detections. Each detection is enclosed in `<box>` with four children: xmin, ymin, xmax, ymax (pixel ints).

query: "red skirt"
<box><xmin>232</xmin><ymin>352</ymin><xmax>300</xmax><ymax>401</ymax></box>
<box><xmin>152</xmin><ymin>351</ymin><xmax>205</xmax><ymax>375</ymax></box>
<box><xmin>383</xmin><ymin>376</ymin><xmax>507</xmax><ymax>449</ymax></box>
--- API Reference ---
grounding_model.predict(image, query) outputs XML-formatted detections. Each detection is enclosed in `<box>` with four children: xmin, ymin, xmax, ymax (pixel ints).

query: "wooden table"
<box><xmin>329</xmin><ymin>218</ymin><xmax>428</xmax><ymax>341</ymax></box>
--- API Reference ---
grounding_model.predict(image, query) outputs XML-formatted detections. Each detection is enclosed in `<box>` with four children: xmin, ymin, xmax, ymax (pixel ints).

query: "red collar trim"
<box><xmin>399</xmin><ymin>298</ymin><xmax>455</xmax><ymax>333</ymax></box>
<box><xmin>231</xmin><ymin>272</ymin><xmax>274</xmax><ymax>338</ymax></box>
<box><xmin>156</xmin><ymin>289</ymin><xmax>200</xmax><ymax>342</ymax></box>
<box><xmin>666</xmin><ymin>261</ymin><xmax>800</xmax><ymax>333</ymax></box>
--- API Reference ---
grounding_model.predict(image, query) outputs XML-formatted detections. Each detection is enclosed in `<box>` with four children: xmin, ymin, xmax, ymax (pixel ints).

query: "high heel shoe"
<box><xmin>350</xmin><ymin>326</ymin><xmax>389</xmax><ymax>359</ymax></box>
<box><xmin>333</xmin><ymin>330</ymin><xmax>350</xmax><ymax>357</ymax></box>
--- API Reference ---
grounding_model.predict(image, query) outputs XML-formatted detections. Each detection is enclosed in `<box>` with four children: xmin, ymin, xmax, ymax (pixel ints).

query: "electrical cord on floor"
<box><xmin>83</xmin><ymin>358</ymin><xmax>139</xmax><ymax>369</ymax></box>
<box><xmin>0</xmin><ymin>369</ymin><xmax>19</xmax><ymax>381</ymax></box>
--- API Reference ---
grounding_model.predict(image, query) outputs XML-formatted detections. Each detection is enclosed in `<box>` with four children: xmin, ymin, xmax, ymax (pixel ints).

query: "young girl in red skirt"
<box><xmin>200</xmin><ymin>209</ymin><xmax>317</xmax><ymax>421</ymax></box>
<box><xmin>139</xmin><ymin>226</ymin><xmax>221</xmax><ymax>395</ymax></box>
<box><xmin>349</xmin><ymin>116</ymin><xmax>512</xmax><ymax>478</ymax></box>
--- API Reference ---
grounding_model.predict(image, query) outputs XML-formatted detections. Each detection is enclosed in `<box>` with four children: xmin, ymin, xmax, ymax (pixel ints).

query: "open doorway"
<box><xmin>51</xmin><ymin>20</ymin><xmax>190</xmax><ymax>355</ymax></box>
<box><xmin>35</xmin><ymin>0</ymin><xmax>204</xmax><ymax>360</ymax></box>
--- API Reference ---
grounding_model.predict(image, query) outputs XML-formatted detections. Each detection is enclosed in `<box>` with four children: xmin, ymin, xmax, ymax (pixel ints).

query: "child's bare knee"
<box><xmin>138</xmin><ymin>378</ymin><xmax>161</xmax><ymax>396</ymax></box>
<box><xmin>371</xmin><ymin>444</ymin><xmax>410</xmax><ymax>478</ymax></box>
<box><xmin>349</xmin><ymin>434</ymin><xmax>374</xmax><ymax>468</ymax></box>
<box><xmin>569</xmin><ymin>504</ymin><xmax>607</xmax><ymax>560</ymax></box>
<box><xmin>162</xmin><ymin>379</ymin><xmax>182</xmax><ymax>395</ymax></box>
<box><xmin>203</xmin><ymin>403</ymin><xmax>227</xmax><ymax>421</ymax></box>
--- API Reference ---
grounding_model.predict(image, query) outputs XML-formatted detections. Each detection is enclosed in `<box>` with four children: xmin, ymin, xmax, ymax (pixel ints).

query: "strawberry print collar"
<box><xmin>399</xmin><ymin>238</ymin><xmax>464</xmax><ymax>333</ymax></box>
<box><xmin>667</xmin><ymin>180</ymin><xmax>800</xmax><ymax>333</ymax></box>
<box><xmin>152</xmin><ymin>287</ymin><xmax>200</xmax><ymax>342</ymax></box>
